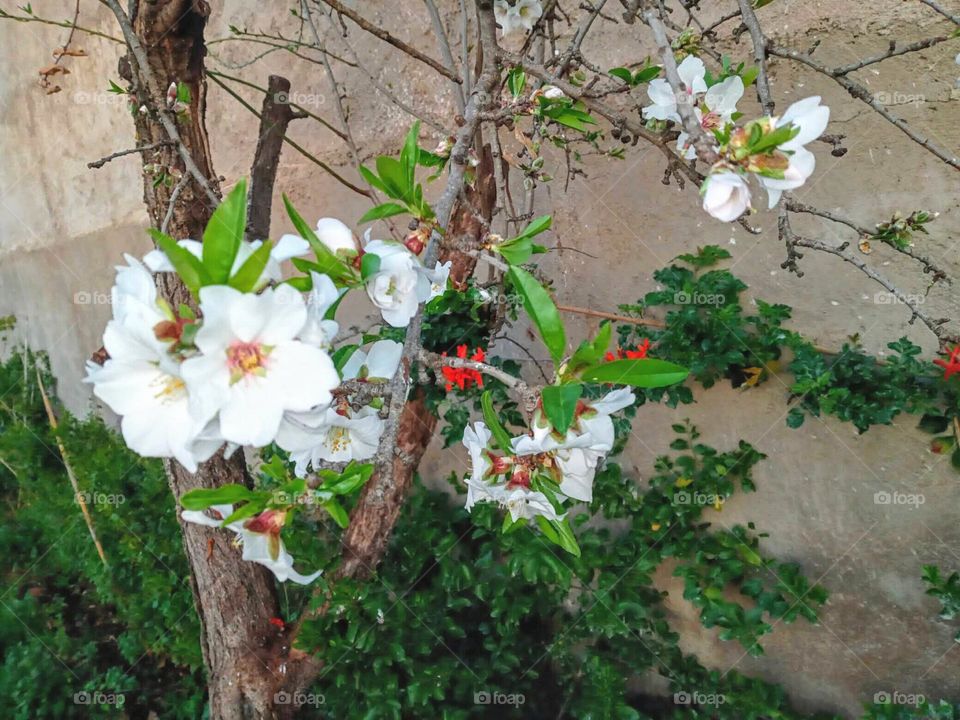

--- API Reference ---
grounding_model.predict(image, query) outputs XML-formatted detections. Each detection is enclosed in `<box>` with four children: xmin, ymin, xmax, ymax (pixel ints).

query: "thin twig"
<box><xmin>87</xmin><ymin>141</ymin><xmax>172</xmax><ymax>169</ymax></box>
<box><xmin>423</xmin><ymin>0</ymin><xmax>467</xmax><ymax>112</ymax></box>
<box><xmin>317</xmin><ymin>0</ymin><xmax>463</xmax><ymax>83</ymax></box>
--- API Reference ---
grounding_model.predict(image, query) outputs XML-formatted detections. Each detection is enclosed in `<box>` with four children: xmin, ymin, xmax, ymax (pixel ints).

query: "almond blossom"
<box><xmin>298</xmin><ymin>271</ymin><xmax>342</xmax><ymax>350</ymax></box>
<box><xmin>85</xmin><ymin>256</ymin><xmax>219</xmax><ymax>471</ymax></box>
<box><xmin>757</xmin><ymin>96</ymin><xmax>830</xmax><ymax>208</ymax></box>
<box><xmin>341</xmin><ymin>339</ymin><xmax>403</xmax><ymax>382</ymax></box>
<box><xmin>676</xmin><ymin>75</ymin><xmax>745</xmax><ymax>160</ymax></box>
<box><xmin>181</xmin><ymin>505</ymin><xmax>321</xmax><ymax>584</ymax></box>
<box><xmin>180</xmin><ymin>284</ymin><xmax>339</xmax><ymax>447</ymax></box>
<box><xmin>495</xmin><ymin>0</ymin><xmax>542</xmax><ymax>35</ymax></box>
<box><xmin>363</xmin><ymin>239</ymin><xmax>433</xmax><ymax>328</ymax></box>
<box><xmin>701</xmin><ymin>170</ymin><xmax>752</xmax><ymax>222</ymax></box>
<box><xmin>277</xmin><ymin>406</ymin><xmax>384</xmax><ymax>476</ymax></box>
<box><xmin>642</xmin><ymin>55</ymin><xmax>707</xmax><ymax>123</ymax></box>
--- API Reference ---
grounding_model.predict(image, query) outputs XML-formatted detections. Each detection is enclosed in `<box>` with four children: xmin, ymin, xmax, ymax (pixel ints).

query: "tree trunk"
<box><xmin>119</xmin><ymin>2</ymin><xmax>282</xmax><ymax>717</ymax></box>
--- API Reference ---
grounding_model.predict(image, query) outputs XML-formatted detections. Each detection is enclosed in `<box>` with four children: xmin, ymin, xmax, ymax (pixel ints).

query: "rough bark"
<box><xmin>247</xmin><ymin>75</ymin><xmax>296</xmax><ymax>242</ymax></box>
<box><xmin>118</xmin><ymin>2</ymin><xmax>283</xmax><ymax>718</ymax></box>
<box><xmin>336</xmin><ymin>146</ymin><xmax>497</xmax><ymax>580</ymax></box>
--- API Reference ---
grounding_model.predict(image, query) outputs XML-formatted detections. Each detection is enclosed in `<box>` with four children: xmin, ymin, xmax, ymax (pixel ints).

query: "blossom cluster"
<box><xmin>85</xmin><ymin>215</ymin><xmax>446</xmax><ymax>475</ymax></box>
<box><xmin>441</xmin><ymin>345</ymin><xmax>486</xmax><ymax>391</ymax></box>
<box><xmin>463</xmin><ymin>388</ymin><xmax>635</xmax><ymax>521</ymax></box>
<box><xmin>641</xmin><ymin>55</ymin><xmax>830</xmax><ymax>223</ymax></box>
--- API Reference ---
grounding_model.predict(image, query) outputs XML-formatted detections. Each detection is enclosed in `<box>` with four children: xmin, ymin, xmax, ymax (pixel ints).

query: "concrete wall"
<box><xmin>1</xmin><ymin>1</ymin><xmax>958</xmax><ymax>716</ymax></box>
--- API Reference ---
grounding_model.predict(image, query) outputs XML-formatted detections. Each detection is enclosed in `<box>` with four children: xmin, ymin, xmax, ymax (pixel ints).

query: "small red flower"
<box><xmin>441</xmin><ymin>345</ymin><xmax>486</xmax><ymax>391</ymax></box>
<box><xmin>934</xmin><ymin>345</ymin><xmax>960</xmax><ymax>380</ymax></box>
<box><xmin>625</xmin><ymin>338</ymin><xmax>651</xmax><ymax>360</ymax></box>
<box><xmin>269</xmin><ymin>617</ymin><xmax>286</xmax><ymax>630</ymax></box>
<box><xmin>605</xmin><ymin>339</ymin><xmax>651</xmax><ymax>361</ymax></box>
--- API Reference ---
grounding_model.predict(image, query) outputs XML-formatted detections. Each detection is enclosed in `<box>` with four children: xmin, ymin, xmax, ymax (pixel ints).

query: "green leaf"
<box><xmin>181</xmin><ymin>484</ymin><xmax>257</xmax><ymax>511</ymax></box>
<box><xmin>513</xmin><ymin>214</ymin><xmax>552</xmax><ymax>243</ymax></box>
<box><xmin>481</xmin><ymin>390</ymin><xmax>515</xmax><ymax>454</ymax></box>
<box><xmin>323</xmin><ymin>499</ymin><xmax>350</xmax><ymax>528</ymax></box>
<box><xmin>358</xmin><ymin>165</ymin><xmax>391</xmax><ymax>196</ymax></box>
<box><xmin>508</xmin><ymin>67</ymin><xmax>527</xmax><ymax>97</ymax></box>
<box><xmin>608</xmin><ymin>67</ymin><xmax>634</xmax><ymax>84</ymax></box>
<box><xmin>579</xmin><ymin>358</ymin><xmax>688</xmax><ymax>388</ymax></box>
<box><xmin>332</xmin><ymin>345</ymin><xmax>360</xmax><ymax>373</ymax></box>
<box><xmin>541</xmin><ymin>384</ymin><xmax>583</xmax><ymax>434</ymax></box>
<box><xmin>633</xmin><ymin>65</ymin><xmax>661</xmax><ymax>84</ymax></box>
<box><xmin>506</xmin><ymin>266</ymin><xmax>566</xmax><ymax>365</ymax></box>
<box><xmin>537</xmin><ymin>516</ymin><xmax>581</xmax><ymax>557</ymax></box>
<box><xmin>147</xmin><ymin>228</ymin><xmax>209</xmax><ymax>294</ymax></box>
<box><xmin>568</xmin><ymin>322</ymin><xmax>611</xmax><ymax>375</ymax></box>
<box><xmin>220</xmin><ymin>501</ymin><xmax>267</xmax><ymax>526</ymax></box>
<box><xmin>786</xmin><ymin>407</ymin><xmax>806</xmax><ymax>429</ymax></box>
<box><xmin>497</xmin><ymin>238</ymin><xmax>533</xmax><ymax>266</ymax></box>
<box><xmin>375</xmin><ymin>156</ymin><xmax>409</xmax><ymax>201</ymax></box>
<box><xmin>953</xmin><ymin>448</ymin><xmax>960</xmax><ymax>472</ymax></box>
<box><xmin>282</xmin><ymin>194</ymin><xmax>353</xmax><ymax>283</ymax></box>
<box><xmin>358</xmin><ymin>202</ymin><xmax>409</xmax><ymax>224</ymax></box>
<box><xmin>400</xmin><ymin>121</ymin><xmax>421</xmax><ymax>191</ymax></box>
<box><xmin>228</xmin><ymin>239</ymin><xmax>272</xmax><ymax>292</ymax></box>
<box><xmin>202</xmin><ymin>179</ymin><xmax>247</xmax><ymax>284</ymax></box>
<box><xmin>360</xmin><ymin>253</ymin><xmax>381</xmax><ymax>281</ymax></box>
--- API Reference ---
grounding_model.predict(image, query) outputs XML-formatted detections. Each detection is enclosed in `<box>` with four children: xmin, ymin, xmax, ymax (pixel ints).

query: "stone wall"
<box><xmin>1</xmin><ymin>1</ymin><xmax>958</xmax><ymax>715</ymax></box>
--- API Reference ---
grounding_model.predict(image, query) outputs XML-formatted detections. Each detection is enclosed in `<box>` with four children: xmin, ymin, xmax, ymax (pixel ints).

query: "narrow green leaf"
<box><xmin>400</xmin><ymin>121</ymin><xmax>421</xmax><ymax>191</ymax></box>
<box><xmin>568</xmin><ymin>322</ymin><xmax>611</xmax><ymax>375</ymax></box>
<box><xmin>507</xmin><ymin>266</ymin><xmax>566</xmax><ymax>365</ymax></box>
<box><xmin>541</xmin><ymin>384</ymin><xmax>583</xmax><ymax>434</ymax></box>
<box><xmin>359</xmin><ymin>165</ymin><xmax>391</xmax><ymax>195</ymax></box>
<box><xmin>375</xmin><ymin>156</ymin><xmax>408</xmax><ymax>200</ymax></box>
<box><xmin>282</xmin><ymin>194</ymin><xmax>353</xmax><ymax>283</ymax></box>
<box><xmin>147</xmin><ymin>228</ymin><xmax>209</xmax><ymax>294</ymax></box>
<box><xmin>358</xmin><ymin>202</ymin><xmax>409</xmax><ymax>224</ymax></box>
<box><xmin>181</xmin><ymin>484</ymin><xmax>257</xmax><ymax>511</ymax></box>
<box><xmin>323</xmin><ymin>499</ymin><xmax>350</xmax><ymax>528</ymax></box>
<box><xmin>497</xmin><ymin>237</ymin><xmax>533</xmax><ymax>266</ymax></box>
<box><xmin>221</xmin><ymin>501</ymin><xmax>267</xmax><ymax>526</ymax></box>
<box><xmin>580</xmin><ymin>358</ymin><xmax>688</xmax><ymax>388</ymax></box>
<box><xmin>202</xmin><ymin>179</ymin><xmax>247</xmax><ymax>283</ymax></box>
<box><xmin>228</xmin><ymin>239</ymin><xmax>272</xmax><ymax>292</ymax></box>
<box><xmin>481</xmin><ymin>390</ymin><xmax>515</xmax><ymax>454</ymax></box>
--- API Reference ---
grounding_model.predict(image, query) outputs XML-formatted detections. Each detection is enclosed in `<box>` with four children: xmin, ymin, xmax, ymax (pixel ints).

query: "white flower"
<box><xmin>85</xmin><ymin>257</ymin><xmax>220</xmax><ymax>472</ymax></box>
<box><xmin>313</xmin><ymin>217</ymin><xmax>358</xmax><ymax>255</ymax></box>
<box><xmin>496</xmin><ymin>0</ymin><xmax>542</xmax><ymax>35</ymax></box>
<box><xmin>514</xmin><ymin>0</ymin><xmax>543</xmax><ymax>31</ymax></box>
<box><xmin>426</xmin><ymin>260</ymin><xmax>452</xmax><ymax>301</ymax></box>
<box><xmin>758</xmin><ymin>96</ymin><xmax>830</xmax><ymax>208</ymax></box>
<box><xmin>279</xmin><ymin>406</ymin><xmax>384</xmax><ymax>474</ymax></box>
<box><xmin>180</xmin><ymin>284</ymin><xmax>339</xmax><ymax>447</ymax></box>
<box><xmin>463</xmin><ymin>422</ymin><xmax>494</xmax><ymax>489</ymax></box>
<box><xmin>676</xmin><ymin>75</ymin><xmax>744</xmax><ymax>160</ymax></box>
<box><xmin>542</xmin><ymin>85</ymin><xmax>564</xmax><ymax>99</ymax></box>
<box><xmin>182</xmin><ymin>505</ymin><xmax>321</xmax><ymax>584</ymax></box>
<box><xmin>642</xmin><ymin>55</ymin><xmax>707</xmax><ymax>123</ymax></box>
<box><xmin>702</xmin><ymin>170</ymin><xmax>752</xmax><ymax>222</ymax></box>
<box><xmin>143</xmin><ymin>236</ymin><xmax>310</xmax><ymax>290</ymax></box>
<box><xmin>112</xmin><ymin>254</ymin><xmax>158</xmax><ymax>323</ymax></box>
<box><xmin>299</xmin><ymin>272</ymin><xmax>342</xmax><ymax>350</ymax></box>
<box><xmin>363</xmin><ymin>240</ymin><xmax>432</xmax><ymax>328</ymax></box>
<box><xmin>341</xmin><ymin>339</ymin><xmax>403</xmax><ymax>382</ymax></box>
<box><xmin>555</xmin><ymin>447</ymin><xmax>598</xmax><ymax>502</ymax></box>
